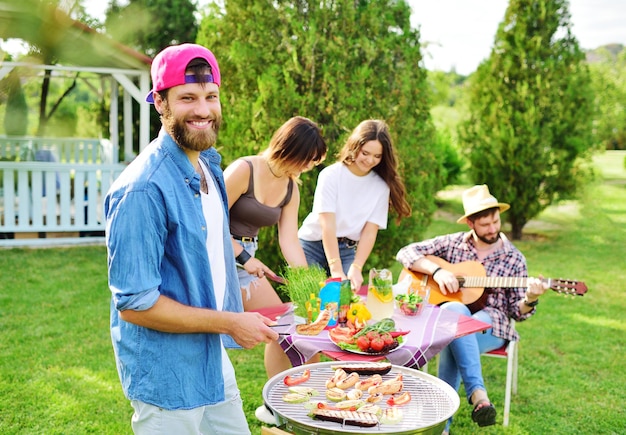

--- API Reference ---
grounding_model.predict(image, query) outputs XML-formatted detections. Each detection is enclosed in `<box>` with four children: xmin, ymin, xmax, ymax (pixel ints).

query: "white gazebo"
<box><xmin>0</xmin><ymin>1</ymin><xmax>152</xmax><ymax>247</ymax></box>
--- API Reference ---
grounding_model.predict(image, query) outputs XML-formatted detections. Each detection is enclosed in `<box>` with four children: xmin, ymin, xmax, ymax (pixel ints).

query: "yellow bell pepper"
<box><xmin>347</xmin><ymin>302</ymin><xmax>371</xmax><ymax>324</ymax></box>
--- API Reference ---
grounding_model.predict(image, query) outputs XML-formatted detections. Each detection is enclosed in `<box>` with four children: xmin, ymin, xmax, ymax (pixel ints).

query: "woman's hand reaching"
<box><xmin>347</xmin><ymin>265</ymin><xmax>363</xmax><ymax>291</ymax></box>
<box><xmin>243</xmin><ymin>257</ymin><xmax>278</xmax><ymax>279</ymax></box>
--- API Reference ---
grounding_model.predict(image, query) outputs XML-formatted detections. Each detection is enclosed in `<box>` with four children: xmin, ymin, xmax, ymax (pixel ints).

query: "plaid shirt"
<box><xmin>396</xmin><ymin>231</ymin><xmax>535</xmax><ymax>342</ymax></box>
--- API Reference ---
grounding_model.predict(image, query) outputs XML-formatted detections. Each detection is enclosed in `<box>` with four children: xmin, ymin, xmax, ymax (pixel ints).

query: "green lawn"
<box><xmin>1</xmin><ymin>151</ymin><xmax>625</xmax><ymax>434</ymax></box>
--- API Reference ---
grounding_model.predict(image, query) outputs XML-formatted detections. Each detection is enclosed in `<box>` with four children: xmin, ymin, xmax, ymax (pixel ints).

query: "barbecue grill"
<box><xmin>262</xmin><ymin>362</ymin><xmax>459</xmax><ymax>435</ymax></box>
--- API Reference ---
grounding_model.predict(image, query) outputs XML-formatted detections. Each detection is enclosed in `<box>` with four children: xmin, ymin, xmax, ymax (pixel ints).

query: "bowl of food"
<box><xmin>395</xmin><ymin>288</ymin><xmax>429</xmax><ymax>316</ymax></box>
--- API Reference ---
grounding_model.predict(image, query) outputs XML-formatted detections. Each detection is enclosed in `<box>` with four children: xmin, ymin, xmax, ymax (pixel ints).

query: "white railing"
<box><xmin>0</xmin><ymin>140</ymin><xmax>126</xmax><ymax>247</ymax></box>
<box><xmin>0</xmin><ymin>136</ymin><xmax>116</xmax><ymax>164</ymax></box>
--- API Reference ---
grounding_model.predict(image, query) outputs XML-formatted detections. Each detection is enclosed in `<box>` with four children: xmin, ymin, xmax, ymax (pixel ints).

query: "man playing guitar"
<box><xmin>396</xmin><ymin>184</ymin><xmax>549</xmax><ymax>433</ymax></box>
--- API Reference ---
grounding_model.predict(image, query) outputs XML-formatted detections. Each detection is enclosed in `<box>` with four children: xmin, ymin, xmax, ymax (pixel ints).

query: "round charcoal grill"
<box><xmin>262</xmin><ymin>362</ymin><xmax>460</xmax><ymax>435</ymax></box>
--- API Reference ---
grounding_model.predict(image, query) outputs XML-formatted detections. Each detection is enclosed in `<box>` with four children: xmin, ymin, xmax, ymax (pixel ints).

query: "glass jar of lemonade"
<box><xmin>367</xmin><ymin>268</ymin><xmax>394</xmax><ymax>321</ymax></box>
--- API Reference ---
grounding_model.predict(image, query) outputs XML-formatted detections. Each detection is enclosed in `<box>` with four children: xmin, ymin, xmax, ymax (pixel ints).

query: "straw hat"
<box><xmin>457</xmin><ymin>184</ymin><xmax>510</xmax><ymax>224</ymax></box>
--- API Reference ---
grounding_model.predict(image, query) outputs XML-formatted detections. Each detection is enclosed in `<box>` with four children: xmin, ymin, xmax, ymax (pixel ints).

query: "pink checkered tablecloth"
<box><xmin>273</xmin><ymin>304</ymin><xmax>464</xmax><ymax>368</ymax></box>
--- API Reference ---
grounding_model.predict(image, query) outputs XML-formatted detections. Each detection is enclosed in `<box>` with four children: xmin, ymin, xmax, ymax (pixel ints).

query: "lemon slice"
<box><xmin>371</xmin><ymin>287</ymin><xmax>393</xmax><ymax>303</ymax></box>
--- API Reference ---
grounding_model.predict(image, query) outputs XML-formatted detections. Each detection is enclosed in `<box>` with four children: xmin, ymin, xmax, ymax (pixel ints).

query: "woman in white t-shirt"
<box><xmin>298</xmin><ymin>119</ymin><xmax>411</xmax><ymax>290</ymax></box>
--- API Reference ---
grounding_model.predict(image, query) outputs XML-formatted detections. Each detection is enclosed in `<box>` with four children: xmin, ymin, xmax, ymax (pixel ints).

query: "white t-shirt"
<box><xmin>199</xmin><ymin>161</ymin><xmax>226</xmax><ymax>311</ymax></box>
<box><xmin>298</xmin><ymin>162</ymin><xmax>390</xmax><ymax>242</ymax></box>
<box><xmin>199</xmin><ymin>162</ymin><xmax>236</xmax><ymax>385</ymax></box>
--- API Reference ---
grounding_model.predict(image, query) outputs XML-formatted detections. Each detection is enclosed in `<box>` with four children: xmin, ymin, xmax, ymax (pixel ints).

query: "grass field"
<box><xmin>0</xmin><ymin>151</ymin><xmax>624</xmax><ymax>434</ymax></box>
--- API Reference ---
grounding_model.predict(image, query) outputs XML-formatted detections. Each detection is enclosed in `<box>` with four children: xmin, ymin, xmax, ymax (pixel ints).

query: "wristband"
<box><xmin>432</xmin><ymin>267</ymin><xmax>443</xmax><ymax>278</ymax></box>
<box><xmin>236</xmin><ymin>249</ymin><xmax>252</xmax><ymax>265</ymax></box>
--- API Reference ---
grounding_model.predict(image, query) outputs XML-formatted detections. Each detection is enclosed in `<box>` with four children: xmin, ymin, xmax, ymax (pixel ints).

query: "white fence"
<box><xmin>0</xmin><ymin>136</ymin><xmax>116</xmax><ymax>164</ymax></box>
<box><xmin>0</xmin><ymin>137</ymin><xmax>125</xmax><ymax>248</ymax></box>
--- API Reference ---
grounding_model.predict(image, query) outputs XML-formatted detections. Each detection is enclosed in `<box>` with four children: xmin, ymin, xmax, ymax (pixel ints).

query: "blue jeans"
<box><xmin>234</xmin><ymin>238</ymin><xmax>260</xmax><ymax>301</ymax></box>
<box><xmin>438</xmin><ymin>302</ymin><xmax>505</xmax><ymax>431</ymax></box>
<box><xmin>299</xmin><ymin>239</ymin><xmax>357</xmax><ymax>276</ymax></box>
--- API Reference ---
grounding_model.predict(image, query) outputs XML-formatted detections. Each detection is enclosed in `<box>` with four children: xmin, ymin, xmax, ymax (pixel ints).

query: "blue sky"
<box><xmin>5</xmin><ymin>1</ymin><xmax>626</xmax><ymax>76</ymax></box>
<box><xmin>409</xmin><ymin>0</ymin><xmax>626</xmax><ymax>74</ymax></box>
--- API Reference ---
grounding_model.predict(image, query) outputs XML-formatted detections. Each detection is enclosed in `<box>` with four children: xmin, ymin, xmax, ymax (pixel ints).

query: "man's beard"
<box><xmin>475</xmin><ymin>231</ymin><xmax>500</xmax><ymax>245</ymax></box>
<box><xmin>161</xmin><ymin>102</ymin><xmax>221</xmax><ymax>152</ymax></box>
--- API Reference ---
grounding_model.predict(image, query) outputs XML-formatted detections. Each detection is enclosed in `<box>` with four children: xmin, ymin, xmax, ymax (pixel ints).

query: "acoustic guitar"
<box><xmin>398</xmin><ymin>255</ymin><xmax>588</xmax><ymax>313</ymax></box>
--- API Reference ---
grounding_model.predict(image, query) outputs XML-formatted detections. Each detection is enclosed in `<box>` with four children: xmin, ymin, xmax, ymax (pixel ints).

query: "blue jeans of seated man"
<box><xmin>299</xmin><ymin>239</ymin><xmax>356</xmax><ymax>276</ymax></box>
<box><xmin>438</xmin><ymin>302</ymin><xmax>505</xmax><ymax>431</ymax></box>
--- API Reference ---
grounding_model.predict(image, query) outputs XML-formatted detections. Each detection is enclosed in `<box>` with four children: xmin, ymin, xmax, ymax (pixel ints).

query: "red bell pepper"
<box><xmin>283</xmin><ymin>369</ymin><xmax>311</xmax><ymax>386</ymax></box>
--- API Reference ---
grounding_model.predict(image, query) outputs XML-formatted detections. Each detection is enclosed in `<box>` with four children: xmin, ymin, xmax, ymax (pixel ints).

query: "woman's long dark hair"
<box><xmin>338</xmin><ymin>119</ymin><xmax>411</xmax><ymax>219</ymax></box>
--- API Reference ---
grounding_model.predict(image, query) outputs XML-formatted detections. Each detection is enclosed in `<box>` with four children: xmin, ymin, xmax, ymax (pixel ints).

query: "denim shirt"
<box><xmin>105</xmin><ymin>129</ymin><xmax>243</xmax><ymax>409</ymax></box>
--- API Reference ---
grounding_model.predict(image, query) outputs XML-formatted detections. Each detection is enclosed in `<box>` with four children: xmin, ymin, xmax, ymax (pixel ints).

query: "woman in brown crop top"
<box><xmin>224</xmin><ymin>116</ymin><xmax>327</xmax><ymax>383</ymax></box>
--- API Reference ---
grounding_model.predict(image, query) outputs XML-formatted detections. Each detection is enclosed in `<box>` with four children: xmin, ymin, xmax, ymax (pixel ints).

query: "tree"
<box><xmin>0</xmin><ymin>0</ymin><xmax>124</xmax><ymax>137</ymax></box>
<box><xmin>459</xmin><ymin>0</ymin><xmax>594</xmax><ymax>239</ymax></box>
<box><xmin>2</xmin><ymin>70</ymin><xmax>29</xmax><ymax>136</ymax></box>
<box><xmin>197</xmin><ymin>0</ymin><xmax>446</xmax><ymax>270</ymax></box>
<box><xmin>105</xmin><ymin>0</ymin><xmax>198</xmax><ymax>57</ymax></box>
<box><xmin>588</xmin><ymin>45</ymin><xmax>626</xmax><ymax>150</ymax></box>
<box><xmin>104</xmin><ymin>0</ymin><xmax>200</xmax><ymax>143</ymax></box>
<box><xmin>428</xmin><ymin>70</ymin><xmax>467</xmax><ymax>107</ymax></box>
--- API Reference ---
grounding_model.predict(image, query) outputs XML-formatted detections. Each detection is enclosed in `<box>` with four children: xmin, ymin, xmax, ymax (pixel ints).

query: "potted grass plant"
<box><xmin>281</xmin><ymin>266</ymin><xmax>328</xmax><ymax>321</ymax></box>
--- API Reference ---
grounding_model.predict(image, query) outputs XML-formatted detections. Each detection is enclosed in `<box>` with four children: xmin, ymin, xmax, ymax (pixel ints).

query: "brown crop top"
<box><xmin>229</xmin><ymin>159</ymin><xmax>294</xmax><ymax>237</ymax></box>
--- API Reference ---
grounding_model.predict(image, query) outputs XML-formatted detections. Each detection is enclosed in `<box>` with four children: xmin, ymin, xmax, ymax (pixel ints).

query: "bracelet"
<box><xmin>236</xmin><ymin>249</ymin><xmax>252</xmax><ymax>265</ymax></box>
<box><xmin>351</xmin><ymin>263</ymin><xmax>363</xmax><ymax>270</ymax></box>
<box><xmin>327</xmin><ymin>258</ymin><xmax>340</xmax><ymax>266</ymax></box>
<box><xmin>432</xmin><ymin>267</ymin><xmax>443</xmax><ymax>278</ymax></box>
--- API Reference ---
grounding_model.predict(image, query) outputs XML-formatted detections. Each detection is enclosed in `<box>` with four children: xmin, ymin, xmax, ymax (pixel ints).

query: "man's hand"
<box><xmin>526</xmin><ymin>276</ymin><xmax>549</xmax><ymax>301</ymax></box>
<box><xmin>432</xmin><ymin>269</ymin><xmax>460</xmax><ymax>295</ymax></box>
<box><xmin>227</xmin><ymin>312</ymin><xmax>279</xmax><ymax>349</ymax></box>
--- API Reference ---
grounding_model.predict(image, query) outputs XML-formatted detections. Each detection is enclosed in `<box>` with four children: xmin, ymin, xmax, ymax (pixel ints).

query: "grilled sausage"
<box><xmin>325</xmin><ymin>368</ymin><xmax>347</xmax><ymax>389</ymax></box>
<box><xmin>335</xmin><ymin>372</ymin><xmax>359</xmax><ymax>389</ymax></box>
<box><xmin>354</xmin><ymin>374</ymin><xmax>383</xmax><ymax>391</ymax></box>
<box><xmin>367</xmin><ymin>380</ymin><xmax>403</xmax><ymax>395</ymax></box>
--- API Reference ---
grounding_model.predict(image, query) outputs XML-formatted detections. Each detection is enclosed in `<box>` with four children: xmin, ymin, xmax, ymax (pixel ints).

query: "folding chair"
<box><xmin>431</xmin><ymin>320</ymin><xmax>519</xmax><ymax>427</ymax></box>
<box><xmin>482</xmin><ymin>322</ymin><xmax>518</xmax><ymax>427</ymax></box>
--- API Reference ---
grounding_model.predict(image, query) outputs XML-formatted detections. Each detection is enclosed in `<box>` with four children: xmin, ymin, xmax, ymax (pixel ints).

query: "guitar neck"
<box><xmin>461</xmin><ymin>276</ymin><xmax>548</xmax><ymax>289</ymax></box>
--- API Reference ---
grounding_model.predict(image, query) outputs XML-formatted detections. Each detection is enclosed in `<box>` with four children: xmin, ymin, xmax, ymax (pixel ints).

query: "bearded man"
<box><xmin>104</xmin><ymin>44</ymin><xmax>278</xmax><ymax>434</ymax></box>
<box><xmin>396</xmin><ymin>184</ymin><xmax>548</xmax><ymax>433</ymax></box>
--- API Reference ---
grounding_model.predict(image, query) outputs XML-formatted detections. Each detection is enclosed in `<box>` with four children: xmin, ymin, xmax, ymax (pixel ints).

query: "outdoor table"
<box><xmin>254</xmin><ymin>300</ymin><xmax>490</xmax><ymax>369</ymax></box>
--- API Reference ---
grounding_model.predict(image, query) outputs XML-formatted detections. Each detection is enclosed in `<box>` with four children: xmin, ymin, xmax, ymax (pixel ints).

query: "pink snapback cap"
<box><xmin>146</xmin><ymin>43</ymin><xmax>221</xmax><ymax>103</ymax></box>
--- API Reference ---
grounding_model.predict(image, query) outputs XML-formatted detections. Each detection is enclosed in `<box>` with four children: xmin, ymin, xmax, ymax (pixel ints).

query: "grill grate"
<box><xmin>263</xmin><ymin>362</ymin><xmax>459</xmax><ymax>435</ymax></box>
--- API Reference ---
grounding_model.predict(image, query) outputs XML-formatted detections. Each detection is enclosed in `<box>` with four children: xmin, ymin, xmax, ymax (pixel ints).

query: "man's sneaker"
<box><xmin>255</xmin><ymin>404</ymin><xmax>278</xmax><ymax>425</ymax></box>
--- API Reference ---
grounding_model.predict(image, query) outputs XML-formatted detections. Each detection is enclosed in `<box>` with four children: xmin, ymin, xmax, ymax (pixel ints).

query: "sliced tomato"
<box><xmin>284</xmin><ymin>369</ymin><xmax>311</xmax><ymax>386</ymax></box>
<box><xmin>387</xmin><ymin>391</ymin><xmax>412</xmax><ymax>406</ymax></box>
